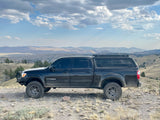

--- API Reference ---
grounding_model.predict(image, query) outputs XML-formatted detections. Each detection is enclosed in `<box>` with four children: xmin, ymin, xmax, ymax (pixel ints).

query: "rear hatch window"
<box><xmin>94</xmin><ymin>58</ymin><xmax>137</xmax><ymax>68</ymax></box>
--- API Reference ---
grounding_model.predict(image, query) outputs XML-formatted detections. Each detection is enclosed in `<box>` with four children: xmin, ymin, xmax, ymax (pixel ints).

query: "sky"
<box><xmin>0</xmin><ymin>0</ymin><xmax>160</xmax><ymax>50</ymax></box>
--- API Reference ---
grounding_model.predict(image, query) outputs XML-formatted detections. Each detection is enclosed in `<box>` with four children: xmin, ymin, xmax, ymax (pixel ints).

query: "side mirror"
<box><xmin>49</xmin><ymin>66</ymin><xmax>55</xmax><ymax>72</ymax></box>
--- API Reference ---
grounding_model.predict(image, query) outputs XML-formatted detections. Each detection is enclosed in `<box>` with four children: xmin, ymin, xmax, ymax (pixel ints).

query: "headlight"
<box><xmin>22</xmin><ymin>72</ymin><xmax>27</xmax><ymax>78</ymax></box>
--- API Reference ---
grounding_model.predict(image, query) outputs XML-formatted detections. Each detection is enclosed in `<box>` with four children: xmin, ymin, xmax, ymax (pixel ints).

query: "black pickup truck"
<box><xmin>17</xmin><ymin>55</ymin><xmax>141</xmax><ymax>100</ymax></box>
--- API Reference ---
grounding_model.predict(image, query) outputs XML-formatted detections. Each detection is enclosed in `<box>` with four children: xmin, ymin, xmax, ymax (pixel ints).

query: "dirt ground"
<box><xmin>0</xmin><ymin>78</ymin><xmax>160</xmax><ymax>120</ymax></box>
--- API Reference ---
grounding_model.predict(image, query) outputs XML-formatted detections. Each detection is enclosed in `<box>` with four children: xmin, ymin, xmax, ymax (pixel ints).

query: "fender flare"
<box><xmin>99</xmin><ymin>73</ymin><xmax>126</xmax><ymax>88</ymax></box>
<box><xmin>26</xmin><ymin>75</ymin><xmax>45</xmax><ymax>86</ymax></box>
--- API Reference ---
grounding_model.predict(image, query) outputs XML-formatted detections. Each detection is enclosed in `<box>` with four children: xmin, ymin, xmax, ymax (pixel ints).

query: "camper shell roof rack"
<box><xmin>93</xmin><ymin>54</ymin><xmax>129</xmax><ymax>58</ymax></box>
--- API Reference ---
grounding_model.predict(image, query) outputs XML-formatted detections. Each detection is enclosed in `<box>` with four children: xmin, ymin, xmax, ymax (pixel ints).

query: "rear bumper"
<box><xmin>125</xmin><ymin>79</ymin><xmax>141</xmax><ymax>87</ymax></box>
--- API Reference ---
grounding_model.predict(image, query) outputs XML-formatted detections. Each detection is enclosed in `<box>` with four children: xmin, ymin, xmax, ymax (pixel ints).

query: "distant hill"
<box><xmin>0</xmin><ymin>46</ymin><xmax>144</xmax><ymax>55</ymax></box>
<box><xmin>134</xmin><ymin>49</ymin><xmax>160</xmax><ymax>56</ymax></box>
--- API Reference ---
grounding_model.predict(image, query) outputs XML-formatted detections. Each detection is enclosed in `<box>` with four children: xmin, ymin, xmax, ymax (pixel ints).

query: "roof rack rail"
<box><xmin>93</xmin><ymin>54</ymin><xmax>129</xmax><ymax>58</ymax></box>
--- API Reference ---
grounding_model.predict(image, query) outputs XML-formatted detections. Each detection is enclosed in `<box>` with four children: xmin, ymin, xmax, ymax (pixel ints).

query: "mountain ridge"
<box><xmin>0</xmin><ymin>46</ymin><xmax>145</xmax><ymax>54</ymax></box>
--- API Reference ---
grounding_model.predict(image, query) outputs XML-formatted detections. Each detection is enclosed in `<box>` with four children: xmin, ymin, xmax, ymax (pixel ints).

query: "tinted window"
<box><xmin>95</xmin><ymin>58</ymin><xmax>136</xmax><ymax>67</ymax></box>
<box><xmin>72</xmin><ymin>58</ymin><xmax>92</xmax><ymax>68</ymax></box>
<box><xmin>53</xmin><ymin>58</ymin><xmax>72</xmax><ymax>69</ymax></box>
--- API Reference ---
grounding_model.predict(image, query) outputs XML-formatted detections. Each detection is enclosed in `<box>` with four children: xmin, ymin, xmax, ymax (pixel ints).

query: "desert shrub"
<box><xmin>32</xmin><ymin>60</ymin><xmax>43</xmax><ymax>68</ymax></box>
<box><xmin>21</xmin><ymin>59</ymin><xmax>28</xmax><ymax>64</ymax></box>
<box><xmin>43</xmin><ymin>61</ymin><xmax>50</xmax><ymax>67</ymax></box>
<box><xmin>3</xmin><ymin>66</ymin><xmax>24</xmax><ymax>80</ymax></box>
<box><xmin>148</xmin><ymin>77</ymin><xmax>154</xmax><ymax>79</ymax></box>
<box><xmin>3</xmin><ymin>107</ymin><xmax>49</xmax><ymax>120</ymax></box>
<box><xmin>4</xmin><ymin>58</ymin><xmax>13</xmax><ymax>63</ymax></box>
<box><xmin>141</xmin><ymin>72</ymin><xmax>145</xmax><ymax>77</ymax></box>
<box><xmin>14</xmin><ymin>66</ymin><xmax>24</xmax><ymax>75</ymax></box>
<box><xmin>33</xmin><ymin>60</ymin><xmax>50</xmax><ymax>68</ymax></box>
<box><xmin>3</xmin><ymin>69</ymin><xmax>15</xmax><ymax>79</ymax></box>
<box><xmin>139</xmin><ymin>62</ymin><xmax>146</xmax><ymax>68</ymax></box>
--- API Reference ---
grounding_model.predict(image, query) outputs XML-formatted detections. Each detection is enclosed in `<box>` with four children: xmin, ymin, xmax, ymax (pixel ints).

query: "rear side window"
<box><xmin>72</xmin><ymin>58</ymin><xmax>92</xmax><ymax>68</ymax></box>
<box><xmin>95</xmin><ymin>58</ymin><xmax>136</xmax><ymax>67</ymax></box>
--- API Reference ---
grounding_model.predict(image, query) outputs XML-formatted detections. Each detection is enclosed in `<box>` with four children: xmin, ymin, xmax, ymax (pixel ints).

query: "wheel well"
<box><xmin>26</xmin><ymin>78</ymin><xmax>44</xmax><ymax>86</ymax></box>
<box><xmin>101</xmin><ymin>79</ymin><xmax>123</xmax><ymax>88</ymax></box>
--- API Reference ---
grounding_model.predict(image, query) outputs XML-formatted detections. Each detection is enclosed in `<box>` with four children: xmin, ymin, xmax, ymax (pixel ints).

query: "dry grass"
<box><xmin>0</xmin><ymin>53</ymin><xmax>32</xmax><ymax>57</ymax></box>
<box><xmin>0</xmin><ymin>79</ymin><xmax>159</xmax><ymax>120</ymax></box>
<box><xmin>140</xmin><ymin>77</ymin><xmax>160</xmax><ymax>95</ymax></box>
<box><xmin>134</xmin><ymin>55</ymin><xmax>160</xmax><ymax>80</ymax></box>
<box><xmin>133</xmin><ymin>55</ymin><xmax>160</xmax><ymax>67</ymax></box>
<box><xmin>105</xmin><ymin>110</ymin><xmax>139</xmax><ymax>120</ymax></box>
<box><xmin>0</xmin><ymin>78</ymin><xmax>20</xmax><ymax>87</ymax></box>
<box><xmin>150</xmin><ymin>107</ymin><xmax>160</xmax><ymax>120</ymax></box>
<box><xmin>2</xmin><ymin>107</ymin><xmax>50</xmax><ymax>120</ymax></box>
<box><xmin>150</xmin><ymin>112</ymin><xmax>160</xmax><ymax>120</ymax></box>
<box><xmin>0</xmin><ymin>63</ymin><xmax>33</xmax><ymax>84</ymax></box>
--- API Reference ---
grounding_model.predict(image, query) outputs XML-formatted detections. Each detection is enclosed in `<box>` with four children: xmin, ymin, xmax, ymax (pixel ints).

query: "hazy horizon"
<box><xmin>0</xmin><ymin>46</ymin><xmax>147</xmax><ymax>50</ymax></box>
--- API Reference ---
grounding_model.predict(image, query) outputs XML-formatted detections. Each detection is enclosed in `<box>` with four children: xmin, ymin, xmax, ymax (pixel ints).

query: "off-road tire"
<box><xmin>44</xmin><ymin>87</ymin><xmax>51</xmax><ymax>93</ymax></box>
<box><xmin>26</xmin><ymin>81</ymin><xmax>44</xmax><ymax>98</ymax></box>
<box><xmin>103</xmin><ymin>82</ymin><xmax>122</xmax><ymax>100</ymax></box>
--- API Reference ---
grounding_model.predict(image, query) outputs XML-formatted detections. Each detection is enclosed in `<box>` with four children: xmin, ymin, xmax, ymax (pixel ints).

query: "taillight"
<box><xmin>137</xmin><ymin>70</ymin><xmax>140</xmax><ymax>80</ymax></box>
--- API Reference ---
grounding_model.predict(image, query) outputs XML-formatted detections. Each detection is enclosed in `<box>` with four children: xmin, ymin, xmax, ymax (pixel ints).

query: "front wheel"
<box><xmin>103</xmin><ymin>82</ymin><xmax>122</xmax><ymax>101</ymax></box>
<box><xmin>26</xmin><ymin>81</ymin><xmax>44</xmax><ymax>98</ymax></box>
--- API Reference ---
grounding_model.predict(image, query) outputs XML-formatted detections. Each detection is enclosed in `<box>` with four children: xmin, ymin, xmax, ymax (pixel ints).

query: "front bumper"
<box><xmin>17</xmin><ymin>77</ymin><xmax>27</xmax><ymax>85</ymax></box>
<box><xmin>16</xmin><ymin>71</ymin><xmax>26</xmax><ymax>85</ymax></box>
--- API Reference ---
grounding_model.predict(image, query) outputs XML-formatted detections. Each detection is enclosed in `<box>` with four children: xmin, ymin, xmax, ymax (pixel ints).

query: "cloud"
<box><xmin>30</xmin><ymin>2</ymin><xmax>112</xmax><ymax>30</ymax></box>
<box><xmin>143</xmin><ymin>23</ymin><xmax>154</xmax><ymax>30</ymax></box>
<box><xmin>109</xmin><ymin>7</ymin><xmax>160</xmax><ymax>31</ymax></box>
<box><xmin>0</xmin><ymin>0</ymin><xmax>31</xmax><ymax>23</ymax></box>
<box><xmin>0</xmin><ymin>9</ymin><xmax>30</xmax><ymax>23</ymax></box>
<box><xmin>144</xmin><ymin>33</ymin><xmax>160</xmax><ymax>39</ymax></box>
<box><xmin>3</xmin><ymin>36</ymin><xmax>21</xmax><ymax>40</ymax></box>
<box><xmin>0</xmin><ymin>0</ymin><xmax>32</xmax><ymax>12</ymax></box>
<box><xmin>32</xmin><ymin>16</ymin><xmax>53</xmax><ymax>29</ymax></box>
<box><xmin>96</xmin><ymin>27</ymin><xmax>104</xmax><ymax>30</ymax></box>
<box><xmin>14</xmin><ymin>37</ymin><xmax>21</xmax><ymax>40</ymax></box>
<box><xmin>105</xmin><ymin>0</ymin><xmax>159</xmax><ymax>10</ymax></box>
<box><xmin>27</xmin><ymin>0</ymin><xmax>160</xmax><ymax>30</ymax></box>
<box><xmin>0</xmin><ymin>0</ymin><xmax>160</xmax><ymax>30</ymax></box>
<box><xmin>4</xmin><ymin>35</ymin><xmax>12</xmax><ymax>39</ymax></box>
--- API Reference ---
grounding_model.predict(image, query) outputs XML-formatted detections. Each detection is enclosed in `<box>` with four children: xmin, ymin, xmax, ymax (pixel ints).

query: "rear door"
<box><xmin>69</xmin><ymin>58</ymin><xmax>93</xmax><ymax>87</ymax></box>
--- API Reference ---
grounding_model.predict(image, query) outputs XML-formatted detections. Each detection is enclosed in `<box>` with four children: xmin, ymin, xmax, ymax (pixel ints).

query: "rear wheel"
<box><xmin>103</xmin><ymin>82</ymin><xmax>122</xmax><ymax>100</ymax></box>
<box><xmin>44</xmin><ymin>87</ymin><xmax>51</xmax><ymax>93</ymax></box>
<box><xmin>26</xmin><ymin>81</ymin><xmax>44</xmax><ymax>98</ymax></box>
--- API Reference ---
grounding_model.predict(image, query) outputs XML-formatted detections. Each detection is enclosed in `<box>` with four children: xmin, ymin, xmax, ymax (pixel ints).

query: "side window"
<box><xmin>72</xmin><ymin>58</ymin><xmax>92</xmax><ymax>68</ymax></box>
<box><xmin>95</xmin><ymin>58</ymin><xmax>136</xmax><ymax>67</ymax></box>
<box><xmin>53</xmin><ymin>58</ymin><xmax>72</xmax><ymax>69</ymax></box>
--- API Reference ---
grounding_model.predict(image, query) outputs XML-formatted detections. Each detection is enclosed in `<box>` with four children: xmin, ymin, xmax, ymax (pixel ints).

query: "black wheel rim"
<box><xmin>107</xmin><ymin>86</ymin><xmax>117</xmax><ymax>99</ymax></box>
<box><xmin>30</xmin><ymin>85</ymin><xmax>40</xmax><ymax>97</ymax></box>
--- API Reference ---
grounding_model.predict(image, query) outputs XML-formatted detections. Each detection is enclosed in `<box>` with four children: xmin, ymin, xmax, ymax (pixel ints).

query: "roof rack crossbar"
<box><xmin>93</xmin><ymin>54</ymin><xmax>129</xmax><ymax>57</ymax></box>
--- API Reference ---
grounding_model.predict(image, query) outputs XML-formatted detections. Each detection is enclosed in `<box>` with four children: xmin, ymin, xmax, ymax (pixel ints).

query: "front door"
<box><xmin>45</xmin><ymin>58</ymin><xmax>72</xmax><ymax>87</ymax></box>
